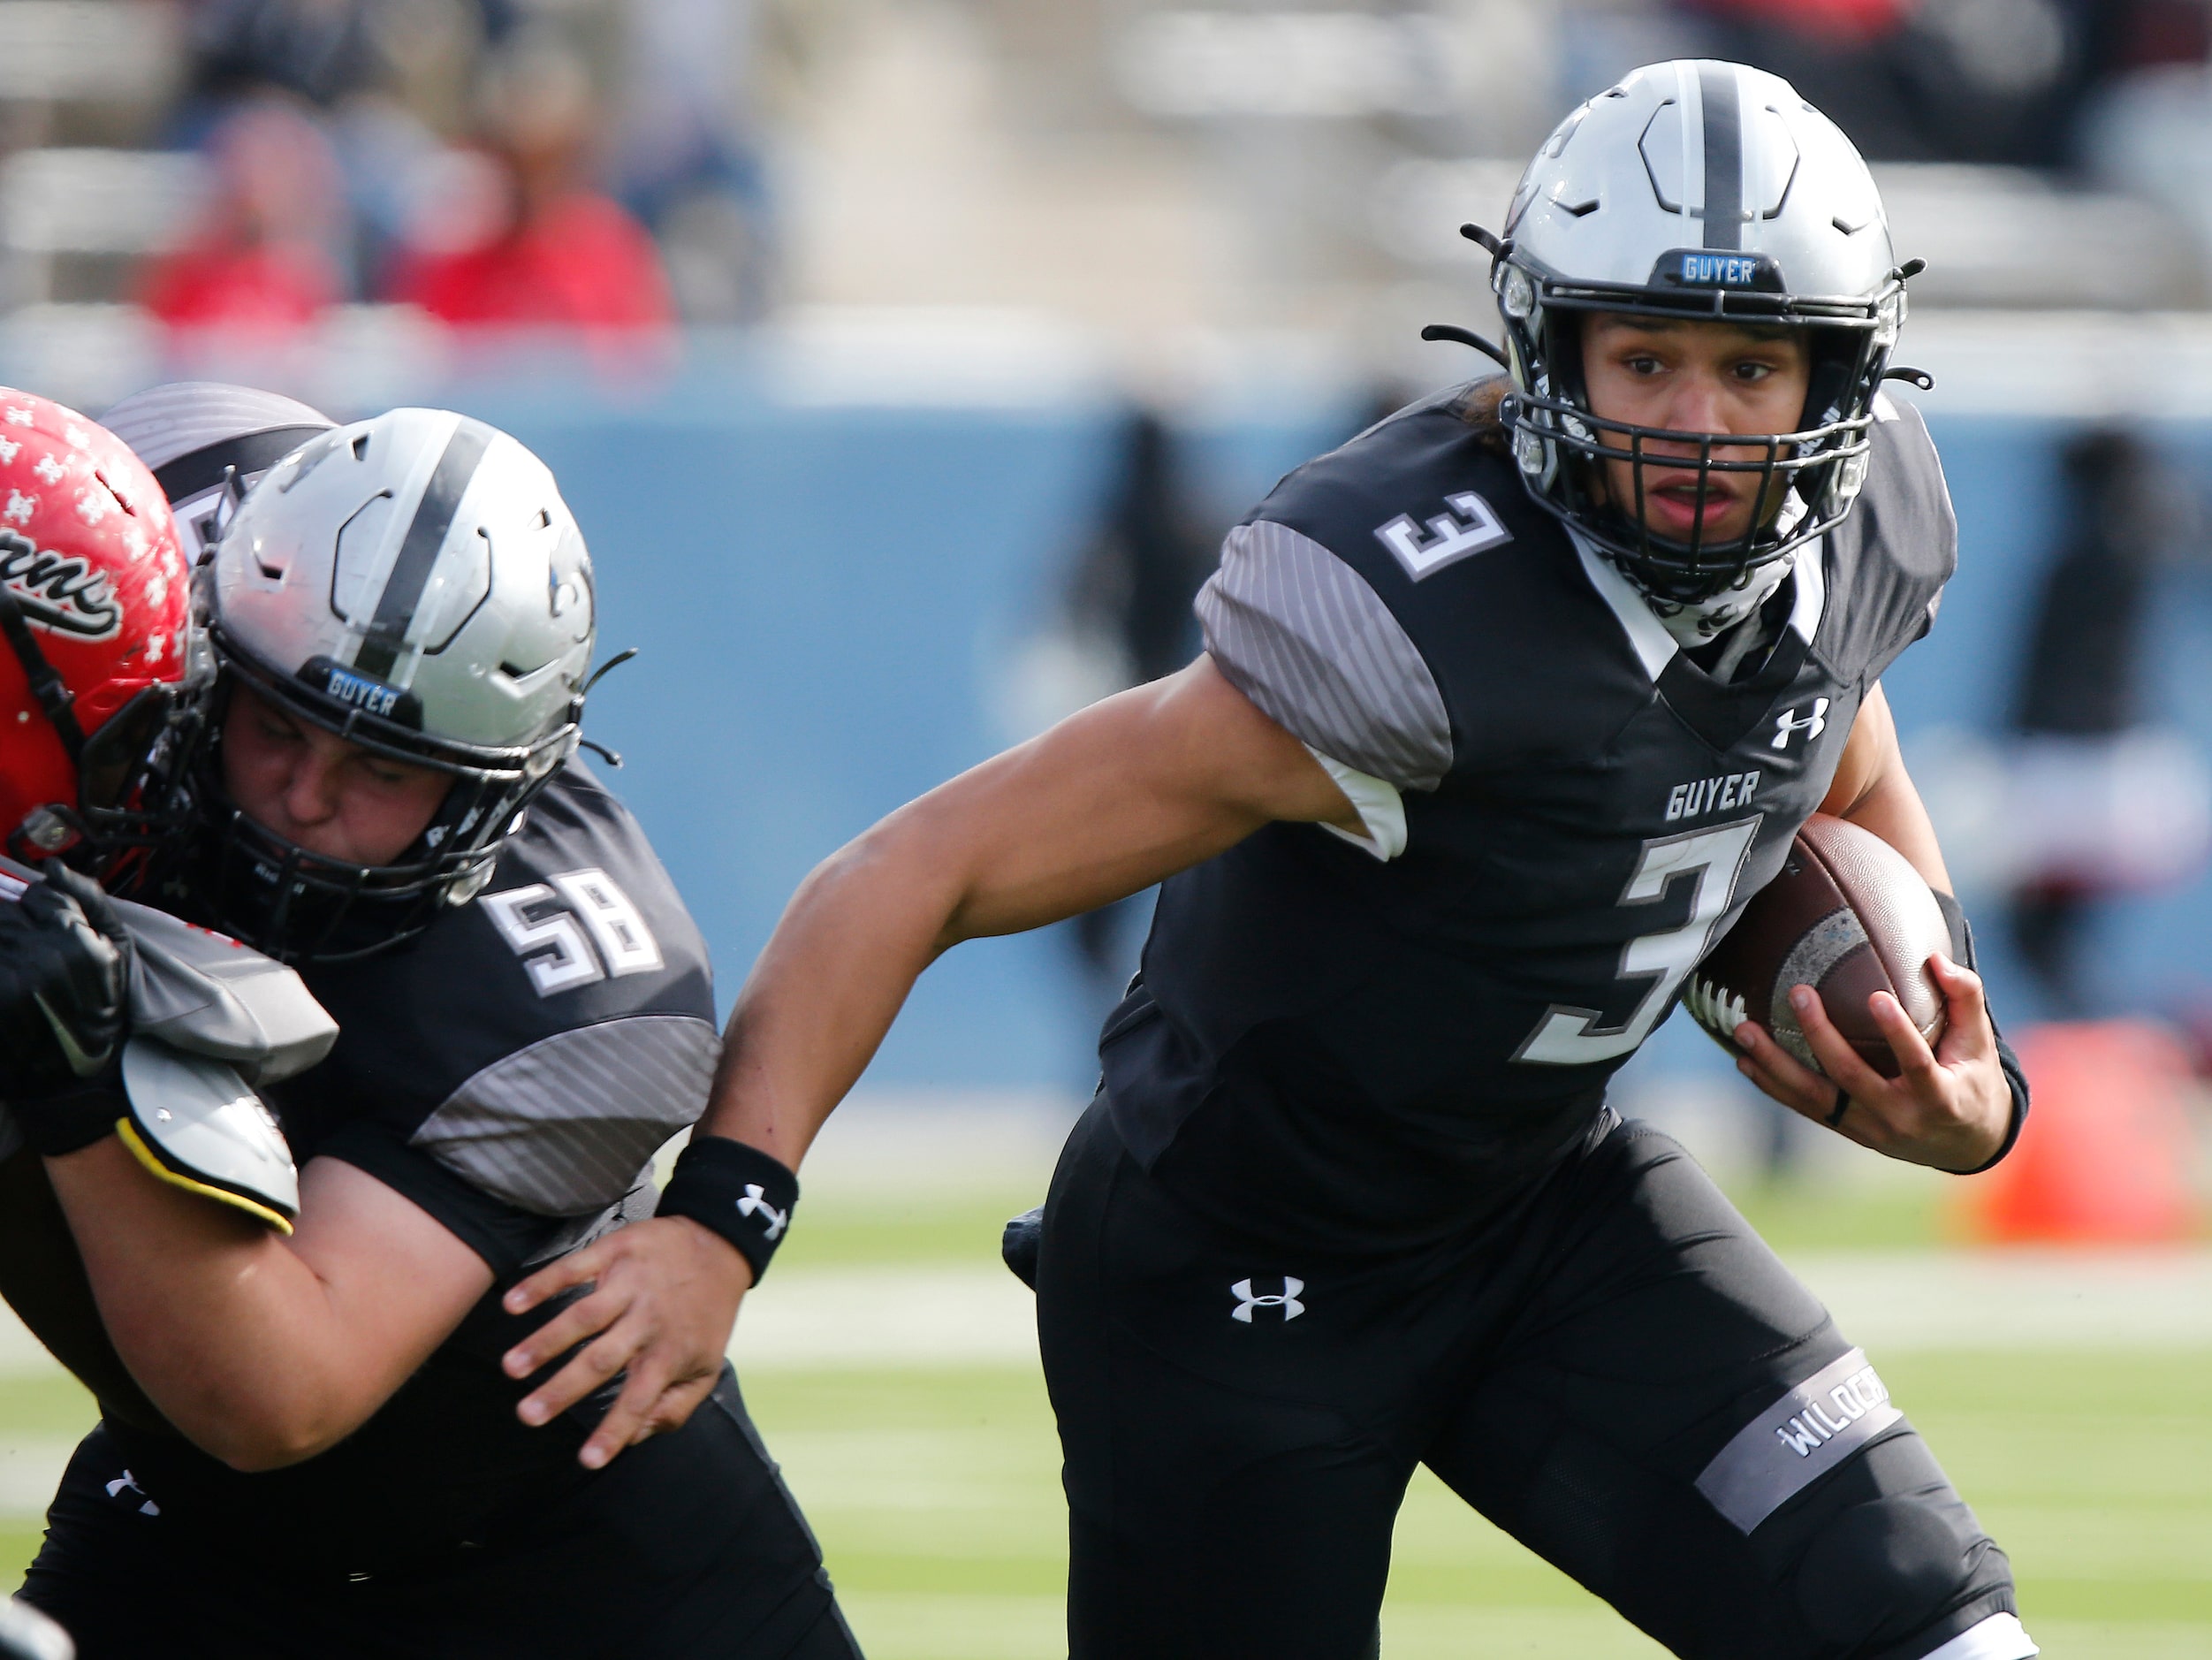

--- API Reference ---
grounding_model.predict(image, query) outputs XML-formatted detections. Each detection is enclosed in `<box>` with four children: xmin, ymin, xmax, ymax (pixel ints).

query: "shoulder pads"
<box><xmin>119</xmin><ymin>1037</ymin><xmax>300</xmax><ymax>1230</ymax></box>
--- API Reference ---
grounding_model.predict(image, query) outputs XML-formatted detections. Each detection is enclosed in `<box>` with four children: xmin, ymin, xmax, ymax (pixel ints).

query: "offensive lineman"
<box><xmin>0</xmin><ymin>388</ymin><xmax>858</xmax><ymax>1657</ymax></box>
<box><xmin>491</xmin><ymin>62</ymin><xmax>2033</xmax><ymax>1659</ymax></box>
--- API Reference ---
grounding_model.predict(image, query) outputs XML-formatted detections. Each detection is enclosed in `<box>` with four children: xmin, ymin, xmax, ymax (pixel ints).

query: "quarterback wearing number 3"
<box><xmin>516</xmin><ymin>61</ymin><xmax>2035</xmax><ymax>1660</ymax></box>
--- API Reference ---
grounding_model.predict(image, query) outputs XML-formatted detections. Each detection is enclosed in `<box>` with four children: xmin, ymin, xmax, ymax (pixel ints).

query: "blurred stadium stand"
<box><xmin>0</xmin><ymin>0</ymin><xmax>176</xmax><ymax>103</ymax></box>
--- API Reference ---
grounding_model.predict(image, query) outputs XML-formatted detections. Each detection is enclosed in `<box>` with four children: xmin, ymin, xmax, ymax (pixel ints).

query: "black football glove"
<box><xmin>0</xmin><ymin>864</ymin><xmax>133</xmax><ymax>1154</ymax></box>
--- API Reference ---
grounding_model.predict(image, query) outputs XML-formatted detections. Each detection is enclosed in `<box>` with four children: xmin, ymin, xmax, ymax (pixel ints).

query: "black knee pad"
<box><xmin>1783</xmin><ymin>1433</ymin><xmax>2014</xmax><ymax>1653</ymax></box>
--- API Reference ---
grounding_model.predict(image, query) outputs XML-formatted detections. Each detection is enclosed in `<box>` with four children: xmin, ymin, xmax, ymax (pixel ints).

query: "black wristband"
<box><xmin>1932</xmin><ymin>888</ymin><xmax>1973</xmax><ymax>968</ymax></box>
<box><xmin>1930</xmin><ymin>889</ymin><xmax>2031</xmax><ymax>1174</ymax></box>
<box><xmin>1958</xmin><ymin>1031</ymin><xmax>2032</xmax><ymax>1175</ymax></box>
<box><xmin>654</xmin><ymin>1136</ymin><xmax>800</xmax><ymax>1283</ymax></box>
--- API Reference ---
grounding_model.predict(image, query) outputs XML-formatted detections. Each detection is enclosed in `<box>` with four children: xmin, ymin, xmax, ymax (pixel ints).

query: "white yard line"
<box><xmin>0</xmin><ymin>1250</ymin><xmax>2202</xmax><ymax>1390</ymax></box>
<box><xmin>732</xmin><ymin>1248</ymin><xmax>2212</xmax><ymax>1370</ymax></box>
<box><xmin>0</xmin><ymin>1437</ymin><xmax>80</xmax><ymax>1523</ymax></box>
<box><xmin>736</xmin><ymin>1266</ymin><xmax>1044</xmax><ymax>1369</ymax></box>
<box><xmin>0</xmin><ymin>1249</ymin><xmax>2200</xmax><ymax>1519</ymax></box>
<box><xmin>1794</xmin><ymin>1249</ymin><xmax>2212</xmax><ymax>1352</ymax></box>
<box><xmin>0</xmin><ymin>1248</ymin><xmax>2201</xmax><ymax>1391</ymax></box>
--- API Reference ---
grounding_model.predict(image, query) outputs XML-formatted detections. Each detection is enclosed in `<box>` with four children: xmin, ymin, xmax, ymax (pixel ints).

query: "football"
<box><xmin>1685</xmin><ymin>813</ymin><xmax>1950</xmax><ymax>1079</ymax></box>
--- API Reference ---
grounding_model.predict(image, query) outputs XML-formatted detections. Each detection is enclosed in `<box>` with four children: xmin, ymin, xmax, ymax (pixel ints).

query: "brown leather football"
<box><xmin>1684</xmin><ymin>813</ymin><xmax>1949</xmax><ymax>1079</ymax></box>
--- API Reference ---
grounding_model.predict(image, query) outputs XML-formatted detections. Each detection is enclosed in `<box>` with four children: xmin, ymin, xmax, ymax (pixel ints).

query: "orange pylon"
<box><xmin>1957</xmin><ymin>1021</ymin><xmax>2201</xmax><ymax>1245</ymax></box>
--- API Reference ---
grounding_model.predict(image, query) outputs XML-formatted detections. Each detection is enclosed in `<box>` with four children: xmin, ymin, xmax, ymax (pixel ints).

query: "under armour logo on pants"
<box><xmin>1231</xmin><ymin>1276</ymin><xmax>1305</xmax><ymax>1322</ymax></box>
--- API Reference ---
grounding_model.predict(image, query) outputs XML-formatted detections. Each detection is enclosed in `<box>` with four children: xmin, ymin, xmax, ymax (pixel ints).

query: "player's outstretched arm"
<box><xmin>502</xmin><ymin>655</ymin><xmax>1364</xmax><ymax>1466</ymax></box>
<box><xmin>1731</xmin><ymin>684</ymin><xmax>2013</xmax><ymax>1169</ymax></box>
<box><xmin>46</xmin><ymin>1145</ymin><xmax>492</xmax><ymax>1470</ymax></box>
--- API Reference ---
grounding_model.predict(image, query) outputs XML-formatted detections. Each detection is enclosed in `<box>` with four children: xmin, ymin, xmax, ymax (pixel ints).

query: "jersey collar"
<box><xmin>1571</xmin><ymin>529</ymin><xmax>1827</xmax><ymax>685</ymax></box>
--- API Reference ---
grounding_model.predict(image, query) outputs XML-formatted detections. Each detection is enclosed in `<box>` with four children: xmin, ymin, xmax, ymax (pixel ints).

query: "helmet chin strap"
<box><xmin>0</xmin><ymin>585</ymin><xmax>87</xmax><ymax>762</ymax></box>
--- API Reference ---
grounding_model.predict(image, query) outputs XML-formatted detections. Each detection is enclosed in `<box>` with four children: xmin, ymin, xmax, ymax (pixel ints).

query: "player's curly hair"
<box><xmin>1455</xmin><ymin>375</ymin><xmax>1514</xmax><ymax>457</ymax></box>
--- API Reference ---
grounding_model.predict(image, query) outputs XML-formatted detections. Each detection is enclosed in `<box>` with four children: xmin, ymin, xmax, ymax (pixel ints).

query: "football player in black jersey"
<box><xmin>0</xmin><ymin>388</ymin><xmax>858</xmax><ymax>1659</ymax></box>
<box><xmin>505</xmin><ymin>60</ymin><xmax>2034</xmax><ymax>1660</ymax></box>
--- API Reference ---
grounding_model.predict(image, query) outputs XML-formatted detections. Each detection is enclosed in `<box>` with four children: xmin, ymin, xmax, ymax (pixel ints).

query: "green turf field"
<box><xmin>752</xmin><ymin>1181</ymin><xmax>2212</xmax><ymax>1658</ymax></box>
<box><xmin>2</xmin><ymin>1175</ymin><xmax>2206</xmax><ymax>1656</ymax></box>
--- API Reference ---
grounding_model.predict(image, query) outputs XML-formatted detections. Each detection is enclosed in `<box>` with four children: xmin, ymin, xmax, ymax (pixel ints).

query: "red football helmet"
<box><xmin>0</xmin><ymin>388</ymin><xmax>194</xmax><ymax>867</ymax></box>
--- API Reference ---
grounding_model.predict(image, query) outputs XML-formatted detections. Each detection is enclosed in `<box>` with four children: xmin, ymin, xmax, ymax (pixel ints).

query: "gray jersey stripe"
<box><xmin>1242</xmin><ymin>524</ymin><xmax>1445</xmax><ymax>783</ymax></box>
<box><xmin>1197</xmin><ymin>521</ymin><xmax>1451</xmax><ymax>791</ymax></box>
<box><xmin>412</xmin><ymin>1013</ymin><xmax>718</xmax><ymax>1215</ymax></box>
<box><xmin>1225</xmin><ymin>537</ymin><xmax>1390</xmax><ymax>770</ymax></box>
<box><xmin>1699</xmin><ymin>61</ymin><xmax>1742</xmax><ymax>251</ymax></box>
<box><xmin>426</xmin><ymin>1027</ymin><xmax>711</xmax><ymax>1211</ymax></box>
<box><xmin>355</xmin><ymin>419</ymin><xmax>494</xmax><ymax>680</ymax></box>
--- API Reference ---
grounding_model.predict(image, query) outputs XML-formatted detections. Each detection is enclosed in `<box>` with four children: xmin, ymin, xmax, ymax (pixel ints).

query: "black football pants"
<box><xmin>19</xmin><ymin>1367</ymin><xmax>860</xmax><ymax>1660</ymax></box>
<box><xmin>1037</xmin><ymin>1100</ymin><xmax>2020</xmax><ymax>1659</ymax></box>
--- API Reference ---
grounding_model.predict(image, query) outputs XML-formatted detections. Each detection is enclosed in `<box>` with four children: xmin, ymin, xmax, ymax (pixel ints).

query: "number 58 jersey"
<box><xmin>1106</xmin><ymin>379</ymin><xmax>1956</xmax><ymax>1249</ymax></box>
<box><xmin>102</xmin><ymin>760</ymin><xmax>720</xmax><ymax>1573</ymax></box>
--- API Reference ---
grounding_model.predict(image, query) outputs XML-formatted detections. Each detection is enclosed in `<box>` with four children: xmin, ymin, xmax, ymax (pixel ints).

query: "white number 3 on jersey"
<box><xmin>479</xmin><ymin>868</ymin><xmax>665</xmax><ymax>996</ymax></box>
<box><xmin>1514</xmin><ymin>819</ymin><xmax>1760</xmax><ymax>1065</ymax></box>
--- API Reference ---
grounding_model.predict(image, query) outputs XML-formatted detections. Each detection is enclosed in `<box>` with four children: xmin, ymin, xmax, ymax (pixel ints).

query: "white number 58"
<box><xmin>479</xmin><ymin>866</ymin><xmax>664</xmax><ymax>997</ymax></box>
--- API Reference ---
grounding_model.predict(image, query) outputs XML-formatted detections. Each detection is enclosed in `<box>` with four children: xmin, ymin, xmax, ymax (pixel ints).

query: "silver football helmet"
<box><xmin>1482</xmin><ymin>60</ymin><xmax>1917</xmax><ymax>600</ymax></box>
<box><xmin>179</xmin><ymin>407</ymin><xmax>597</xmax><ymax>960</ymax></box>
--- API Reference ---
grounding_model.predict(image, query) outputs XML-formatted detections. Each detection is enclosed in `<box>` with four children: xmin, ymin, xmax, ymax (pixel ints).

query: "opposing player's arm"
<box><xmin>1735</xmin><ymin>682</ymin><xmax>2012</xmax><ymax>1170</ymax></box>
<box><xmin>46</xmin><ymin>1144</ymin><xmax>491</xmax><ymax>1471</ymax></box>
<box><xmin>500</xmin><ymin>656</ymin><xmax>1362</xmax><ymax>1463</ymax></box>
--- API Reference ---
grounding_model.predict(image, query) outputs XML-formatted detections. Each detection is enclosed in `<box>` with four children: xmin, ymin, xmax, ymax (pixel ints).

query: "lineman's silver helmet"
<box><xmin>1487</xmin><ymin>60</ymin><xmax>1914</xmax><ymax>600</ymax></box>
<box><xmin>191</xmin><ymin>408</ymin><xmax>597</xmax><ymax>959</ymax></box>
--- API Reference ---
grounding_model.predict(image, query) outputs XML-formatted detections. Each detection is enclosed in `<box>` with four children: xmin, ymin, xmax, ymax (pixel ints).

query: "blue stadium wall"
<box><xmin>448</xmin><ymin>380</ymin><xmax>2212</xmax><ymax>1093</ymax></box>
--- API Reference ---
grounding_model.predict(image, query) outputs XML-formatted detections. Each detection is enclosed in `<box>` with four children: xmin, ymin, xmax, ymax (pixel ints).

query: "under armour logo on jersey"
<box><xmin>1374</xmin><ymin>491</ymin><xmax>1512</xmax><ymax>580</ymax></box>
<box><xmin>1230</xmin><ymin>1276</ymin><xmax>1304</xmax><ymax>1323</ymax></box>
<box><xmin>737</xmin><ymin>1184</ymin><xmax>788</xmax><ymax>1240</ymax></box>
<box><xmin>1771</xmin><ymin>698</ymin><xmax>1829</xmax><ymax>750</ymax></box>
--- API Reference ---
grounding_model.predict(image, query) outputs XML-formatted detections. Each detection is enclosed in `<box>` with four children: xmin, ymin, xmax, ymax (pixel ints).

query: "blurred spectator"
<box><xmin>2004</xmin><ymin>430</ymin><xmax>2212</xmax><ymax>1012</ymax></box>
<box><xmin>1050</xmin><ymin>410</ymin><xmax>1215</xmax><ymax>1010</ymax></box>
<box><xmin>160</xmin><ymin>0</ymin><xmax>462</xmax><ymax>300</ymax></box>
<box><xmin>177</xmin><ymin>0</ymin><xmax>391</xmax><ymax>126</ymax></box>
<box><xmin>139</xmin><ymin>96</ymin><xmax>346</xmax><ymax>331</ymax></box>
<box><xmin>386</xmin><ymin>31</ymin><xmax>673</xmax><ymax>331</ymax></box>
<box><xmin>2076</xmin><ymin>6</ymin><xmax>2212</xmax><ymax>269</ymax></box>
<box><xmin>1067</xmin><ymin>412</ymin><xmax>1212</xmax><ymax>689</ymax></box>
<box><xmin>1672</xmin><ymin>0</ymin><xmax>2116</xmax><ymax>168</ymax></box>
<box><xmin>612</xmin><ymin>0</ymin><xmax>776</xmax><ymax>323</ymax></box>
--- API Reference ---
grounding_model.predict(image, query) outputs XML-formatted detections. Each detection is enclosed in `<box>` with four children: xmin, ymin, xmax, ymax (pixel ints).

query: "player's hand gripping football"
<box><xmin>499</xmin><ymin>1214</ymin><xmax>753</xmax><ymax>1468</ymax></box>
<box><xmin>1730</xmin><ymin>951</ymin><xmax>2012</xmax><ymax>1172</ymax></box>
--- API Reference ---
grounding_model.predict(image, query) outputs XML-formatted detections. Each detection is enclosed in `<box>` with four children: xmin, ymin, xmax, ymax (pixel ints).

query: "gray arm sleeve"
<box><xmin>1195</xmin><ymin>520</ymin><xmax>1453</xmax><ymax>791</ymax></box>
<box><xmin>410</xmin><ymin>1013</ymin><xmax>719</xmax><ymax>1216</ymax></box>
